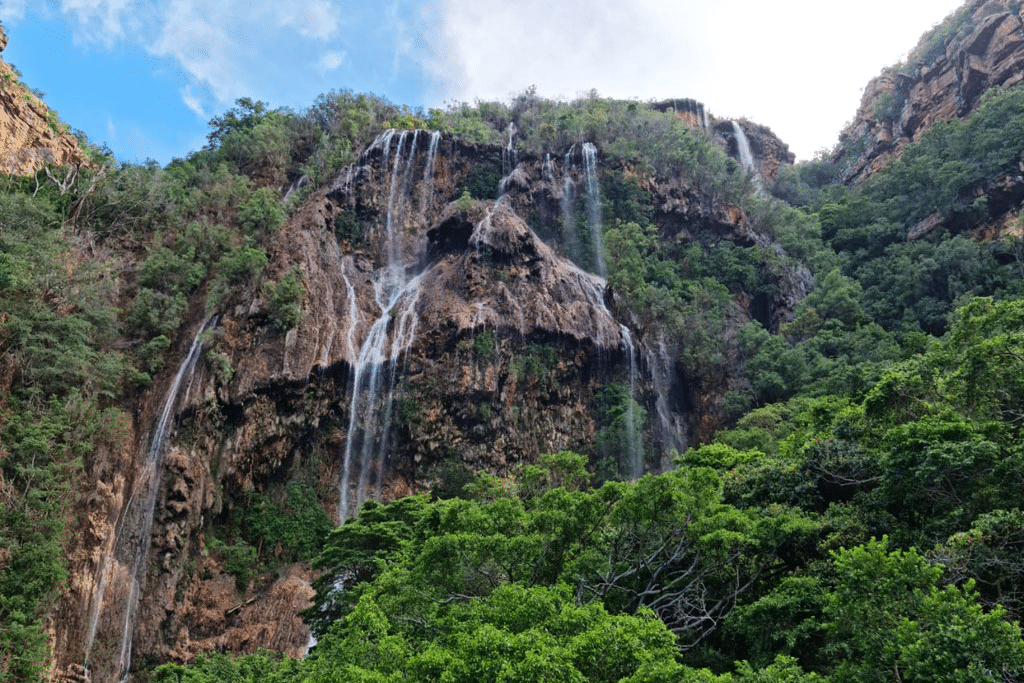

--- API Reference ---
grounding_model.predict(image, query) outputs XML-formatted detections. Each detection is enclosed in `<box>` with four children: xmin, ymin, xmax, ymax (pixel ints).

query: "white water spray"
<box><xmin>422</xmin><ymin>131</ymin><xmax>441</xmax><ymax>213</ymax></box>
<box><xmin>561</xmin><ymin>145</ymin><xmax>580</xmax><ymax>264</ymax></box>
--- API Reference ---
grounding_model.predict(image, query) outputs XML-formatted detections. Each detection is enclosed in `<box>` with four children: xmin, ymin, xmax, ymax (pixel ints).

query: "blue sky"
<box><xmin>2</xmin><ymin>0</ymin><xmax>965</xmax><ymax>164</ymax></box>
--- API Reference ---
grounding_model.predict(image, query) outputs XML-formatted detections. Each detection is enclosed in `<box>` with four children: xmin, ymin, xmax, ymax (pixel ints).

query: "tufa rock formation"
<box><xmin>835</xmin><ymin>0</ymin><xmax>1024</xmax><ymax>184</ymax></box>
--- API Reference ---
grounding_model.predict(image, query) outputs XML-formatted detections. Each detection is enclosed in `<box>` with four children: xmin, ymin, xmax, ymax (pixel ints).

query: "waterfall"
<box><xmin>339</xmin><ymin>130</ymin><xmax>438</xmax><ymax>521</ymax></box>
<box><xmin>581</xmin><ymin>142</ymin><xmax>606</xmax><ymax>277</ymax></box>
<box><xmin>422</xmin><ymin>131</ymin><xmax>441</xmax><ymax>212</ymax></box>
<box><xmin>620</xmin><ymin>325</ymin><xmax>642</xmax><ymax>479</ymax></box>
<box><xmin>731</xmin><ymin>120</ymin><xmax>764</xmax><ymax>195</ymax></box>
<box><xmin>340</xmin><ymin>260</ymin><xmax>360</xmax><ymax>364</ymax></box>
<box><xmin>83</xmin><ymin>318</ymin><xmax>215</xmax><ymax>681</ymax></box>
<box><xmin>502</xmin><ymin>122</ymin><xmax>517</xmax><ymax>176</ymax></box>
<box><xmin>561</xmin><ymin>145</ymin><xmax>579</xmax><ymax>265</ymax></box>
<box><xmin>650</xmin><ymin>336</ymin><xmax>687</xmax><ymax>461</ymax></box>
<box><xmin>542</xmin><ymin>153</ymin><xmax>555</xmax><ymax>184</ymax></box>
<box><xmin>340</xmin><ymin>276</ymin><xmax>424</xmax><ymax>520</ymax></box>
<box><xmin>564</xmin><ymin>262</ymin><xmax>643</xmax><ymax>476</ymax></box>
<box><xmin>283</xmin><ymin>174</ymin><xmax>309</xmax><ymax>204</ymax></box>
<box><xmin>559</xmin><ymin>144</ymin><xmax>606</xmax><ymax>276</ymax></box>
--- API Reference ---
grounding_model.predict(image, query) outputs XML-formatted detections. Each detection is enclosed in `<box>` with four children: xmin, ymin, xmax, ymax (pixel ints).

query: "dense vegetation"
<box><xmin>7</xmin><ymin>21</ymin><xmax>1024</xmax><ymax>677</ymax></box>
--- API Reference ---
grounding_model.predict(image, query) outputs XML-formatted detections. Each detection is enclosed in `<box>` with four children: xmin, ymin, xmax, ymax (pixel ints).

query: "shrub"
<box><xmin>264</xmin><ymin>266</ymin><xmax>305</xmax><ymax>330</ymax></box>
<box><xmin>238</xmin><ymin>187</ymin><xmax>285</xmax><ymax>236</ymax></box>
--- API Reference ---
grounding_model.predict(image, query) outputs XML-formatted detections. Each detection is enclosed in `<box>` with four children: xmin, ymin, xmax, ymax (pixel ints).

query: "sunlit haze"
<box><xmin>3</xmin><ymin>0</ymin><xmax>966</xmax><ymax>163</ymax></box>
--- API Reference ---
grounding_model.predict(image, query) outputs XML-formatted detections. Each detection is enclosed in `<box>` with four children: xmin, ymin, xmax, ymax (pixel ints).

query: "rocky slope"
<box><xmin>834</xmin><ymin>0</ymin><xmax>1024</xmax><ymax>184</ymax></box>
<box><xmin>0</xmin><ymin>28</ymin><xmax>88</xmax><ymax>175</ymax></box>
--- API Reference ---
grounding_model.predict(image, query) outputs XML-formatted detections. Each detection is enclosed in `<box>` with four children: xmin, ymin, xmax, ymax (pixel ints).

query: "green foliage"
<box><xmin>209</xmin><ymin>239</ymin><xmax>268</xmax><ymax>305</ymax></box>
<box><xmin>460</xmin><ymin>160</ymin><xmax>502</xmax><ymax>200</ymax></box>
<box><xmin>333</xmin><ymin>207</ymin><xmax>361</xmax><ymax>246</ymax></box>
<box><xmin>240</xmin><ymin>482</ymin><xmax>333</xmax><ymax>564</ymax></box>
<box><xmin>207</xmin><ymin>536</ymin><xmax>257</xmax><ymax>591</ymax></box>
<box><xmin>509</xmin><ymin>343</ymin><xmax>557</xmax><ymax>385</ymax></box>
<box><xmin>453</xmin><ymin>188</ymin><xmax>474</xmax><ymax>211</ymax></box>
<box><xmin>205</xmin><ymin>349</ymin><xmax>234</xmax><ymax>385</ymax></box>
<box><xmin>263</xmin><ymin>266</ymin><xmax>305</xmax><ymax>330</ymax></box>
<box><xmin>825</xmin><ymin>539</ymin><xmax>1024</xmax><ymax>683</ymax></box>
<box><xmin>817</xmin><ymin>84</ymin><xmax>1024</xmax><ymax>335</ymax></box>
<box><xmin>238</xmin><ymin>187</ymin><xmax>285</xmax><ymax>236</ymax></box>
<box><xmin>471</xmin><ymin>328</ymin><xmax>496</xmax><ymax>360</ymax></box>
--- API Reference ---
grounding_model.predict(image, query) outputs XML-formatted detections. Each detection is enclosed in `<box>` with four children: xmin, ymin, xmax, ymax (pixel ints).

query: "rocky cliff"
<box><xmin>834</xmin><ymin>0</ymin><xmax>1024</xmax><ymax>184</ymax></box>
<box><xmin>49</xmin><ymin>121</ymin><xmax>800</xmax><ymax>679</ymax></box>
<box><xmin>0</xmin><ymin>28</ymin><xmax>88</xmax><ymax>175</ymax></box>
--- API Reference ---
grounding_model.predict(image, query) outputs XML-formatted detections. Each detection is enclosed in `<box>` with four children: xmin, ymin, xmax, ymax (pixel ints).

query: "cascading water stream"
<box><xmin>620</xmin><ymin>325</ymin><xmax>641</xmax><ymax>479</ymax></box>
<box><xmin>731</xmin><ymin>120</ymin><xmax>764</xmax><ymax>195</ymax></box>
<box><xmin>563</xmin><ymin>260</ymin><xmax>643</xmax><ymax>476</ymax></box>
<box><xmin>422</xmin><ymin>131</ymin><xmax>441</xmax><ymax>211</ymax></box>
<box><xmin>83</xmin><ymin>317</ymin><xmax>215</xmax><ymax>681</ymax></box>
<box><xmin>561</xmin><ymin>145</ymin><xmax>581</xmax><ymax>265</ymax></box>
<box><xmin>339</xmin><ymin>130</ymin><xmax>438</xmax><ymax>521</ymax></box>
<box><xmin>649</xmin><ymin>335</ymin><xmax>686</xmax><ymax>459</ymax></box>
<box><xmin>341</xmin><ymin>260</ymin><xmax>360</xmax><ymax>363</ymax></box>
<box><xmin>582</xmin><ymin>142</ymin><xmax>607</xmax><ymax>278</ymax></box>
<box><xmin>542</xmin><ymin>153</ymin><xmax>555</xmax><ymax>184</ymax></box>
<box><xmin>502</xmin><ymin>122</ymin><xmax>517</xmax><ymax>176</ymax></box>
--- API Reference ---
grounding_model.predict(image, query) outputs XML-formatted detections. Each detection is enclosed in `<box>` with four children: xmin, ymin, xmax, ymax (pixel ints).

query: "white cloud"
<box><xmin>0</xmin><ymin>0</ymin><xmax>30</xmax><ymax>22</ymax></box>
<box><xmin>59</xmin><ymin>0</ymin><xmax>136</xmax><ymax>46</ymax></box>
<box><xmin>320</xmin><ymin>50</ymin><xmax>345</xmax><ymax>71</ymax></box>
<box><xmin>106</xmin><ymin>115</ymin><xmax>115</xmax><ymax>140</ymax></box>
<box><xmin>148</xmin><ymin>0</ymin><xmax>244</xmax><ymax>104</ymax></box>
<box><xmin>179</xmin><ymin>86</ymin><xmax>205</xmax><ymax>118</ymax></box>
<box><xmin>277</xmin><ymin>0</ymin><xmax>339</xmax><ymax>40</ymax></box>
<box><xmin>427</xmin><ymin>0</ymin><xmax>966</xmax><ymax>159</ymax></box>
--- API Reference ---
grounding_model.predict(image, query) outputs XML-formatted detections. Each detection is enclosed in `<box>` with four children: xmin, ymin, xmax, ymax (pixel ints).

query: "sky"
<box><xmin>1</xmin><ymin>0</ymin><xmax>967</xmax><ymax>164</ymax></box>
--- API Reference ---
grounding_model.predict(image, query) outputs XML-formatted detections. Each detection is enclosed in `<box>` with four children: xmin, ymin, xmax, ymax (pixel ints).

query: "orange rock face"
<box><xmin>0</xmin><ymin>56</ymin><xmax>89</xmax><ymax>175</ymax></box>
<box><xmin>835</xmin><ymin>0</ymin><xmax>1024</xmax><ymax>184</ymax></box>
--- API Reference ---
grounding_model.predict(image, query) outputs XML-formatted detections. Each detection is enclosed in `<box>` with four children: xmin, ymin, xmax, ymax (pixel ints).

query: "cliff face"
<box><xmin>50</xmin><ymin>123</ymin><xmax>800</xmax><ymax>679</ymax></box>
<box><xmin>835</xmin><ymin>0</ymin><xmax>1024</xmax><ymax>184</ymax></box>
<box><xmin>0</xmin><ymin>31</ymin><xmax>88</xmax><ymax>174</ymax></box>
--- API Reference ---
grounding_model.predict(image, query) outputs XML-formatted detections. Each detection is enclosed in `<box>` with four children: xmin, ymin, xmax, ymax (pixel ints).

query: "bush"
<box><xmin>238</xmin><ymin>187</ymin><xmax>285</xmax><ymax>237</ymax></box>
<box><xmin>264</xmin><ymin>266</ymin><xmax>305</xmax><ymax>330</ymax></box>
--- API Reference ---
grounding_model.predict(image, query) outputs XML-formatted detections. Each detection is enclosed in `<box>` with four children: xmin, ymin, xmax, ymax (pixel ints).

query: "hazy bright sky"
<box><xmin>1</xmin><ymin>0</ymin><xmax>966</xmax><ymax>164</ymax></box>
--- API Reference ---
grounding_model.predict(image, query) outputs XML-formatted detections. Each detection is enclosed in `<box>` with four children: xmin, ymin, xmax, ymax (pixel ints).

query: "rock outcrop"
<box><xmin>0</xmin><ymin>30</ymin><xmax>88</xmax><ymax>174</ymax></box>
<box><xmin>835</xmin><ymin>0</ymin><xmax>1024</xmax><ymax>184</ymax></box>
